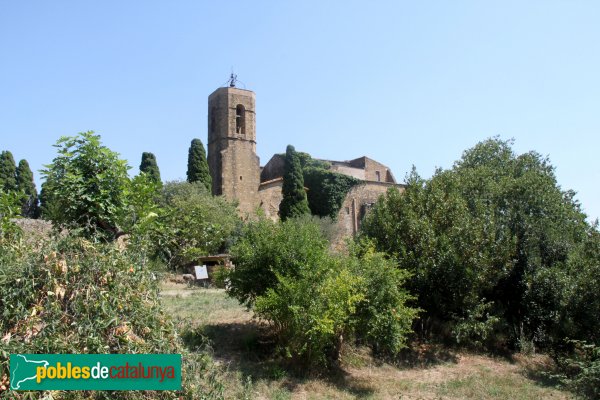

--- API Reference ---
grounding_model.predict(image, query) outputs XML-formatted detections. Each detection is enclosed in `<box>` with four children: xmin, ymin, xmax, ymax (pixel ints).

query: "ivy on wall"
<box><xmin>278</xmin><ymin>151</ymin><xmax>361</xmax><ymax>220</ymax></box>
<box><xmin>303</xmin><ymin>166</ymin><xmax>360</xmax><ymax>220</ymax></box>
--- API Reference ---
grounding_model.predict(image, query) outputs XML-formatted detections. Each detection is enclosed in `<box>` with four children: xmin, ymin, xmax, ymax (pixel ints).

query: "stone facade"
<box><xmin>347</xmin><ymin>156</ymin><xmax>397</xmax><ymax>183</ymax></box>
<box><xmin>260</xmin><ymin>155</ymin><xmax>397</xmax><ymax>185</ymax></box>
<box><xmin>257</xmin><ymin>178</ymin><xmax>284</xmax><ymax>221</ymax></box>
<box><xmin>206</xmin><ymin>84</ymin><xmax>403</xmax><ymax>236</ymax></box>
<box><xmin>331</xmin><ymin>182</ymin><xmax>404</xmax><ymax>250</ymax></box>
<box><xmin>207</xmin><ymin>87</ymin><xmax>260</xmax><ymax>217</ymax></box>
<box><xmin>260</xmin><ymin>154</ymin><xmax>285</xmax><ymax>183</ymax></box>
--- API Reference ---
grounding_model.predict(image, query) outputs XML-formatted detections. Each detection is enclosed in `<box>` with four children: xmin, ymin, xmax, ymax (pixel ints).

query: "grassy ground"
<box><xmin>160</xmin><ymin>280</ymin><xmax>572</xmax><ymax>400</ymax></box>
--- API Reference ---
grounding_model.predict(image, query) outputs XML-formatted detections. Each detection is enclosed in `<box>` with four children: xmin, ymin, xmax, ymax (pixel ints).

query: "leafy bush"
<box><xmin>360</xmin><ymin>138</ymin><xmax>598</xmax><ymax>351</ymax></box>
<box><xmin>0</xmin><ymin>234</ymin><xmax>224</xmax><ymax>399</ymax></box>
<box><xmin>227</xmin><ymin>216</ymin><xmax>328</xmax><ymax>307</ymax></box>
<box><xmin>554</xmin><ymin>341</ymin><xmax>600</xmax><ymax>399</ymax></box>
<box><xmin>41</xmin><ymin>132</ymin><xmax>157</xmax><ymax>240</ymax></box>
<box><xmin>227</xmin><ymin>218</ymin><xmax>418</xmax><ymax>367</ymax></box>
<box><xmin>350</xmin><ymin>246</ymin><xmax>419</xmax><ymax>356</ymax></box>
<box><xmin>0</xmin><ymin>189</ymin><xmax>23</xmax><ymax>242</ymax></box>
<box><xmin>254</xmin><ymin>256</ymin><xmax>364</xmax><ymax>367</ymax></box>
<box><xmin>150</xmin><ymin>181</ymin><xmax>240</xmax><ymax>269</ymax></box>
<box><xmin>0</xmin><ymin>238</ymin><xmax>173</xmax><ymax>355</ymax></box>
<box><xmin>452</xmin><ymin>299</ymin><xmax>502</xmax><ymax>350</ymax></box>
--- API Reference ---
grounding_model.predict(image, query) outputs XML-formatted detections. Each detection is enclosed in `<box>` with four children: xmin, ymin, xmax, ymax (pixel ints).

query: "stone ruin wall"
<box><xmin>331</xmin><ymin>182</ymin><xmax>405</xmax><ymax>251</ymax></box>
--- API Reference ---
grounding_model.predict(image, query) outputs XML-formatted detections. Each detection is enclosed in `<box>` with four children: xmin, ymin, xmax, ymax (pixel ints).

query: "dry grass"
<box><xmin>160</xmin><ymin>281</ymin><xmax>572</xmax><ymax>400</ymax></box>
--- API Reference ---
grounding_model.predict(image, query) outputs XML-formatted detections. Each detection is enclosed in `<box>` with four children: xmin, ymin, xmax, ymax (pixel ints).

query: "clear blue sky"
<box><xmin>1</xmin><ymin>1</ymin><xmax>599</xmax><ymax>221</ymax></box>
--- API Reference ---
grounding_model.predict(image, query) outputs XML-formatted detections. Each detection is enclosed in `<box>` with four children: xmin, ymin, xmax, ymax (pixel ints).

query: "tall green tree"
<box><xmin>186</xmin><ymin>139</ymin><xmax>211</xmax><ymax>191</ymax></box>
<box><xmin>41</xmin><ymin>131</ymin><xmax>139</xmax><ymax>240</ymax></box>
<box><xmin>360</xmin><ymin>138</ymin><xmax>598</xmax><ymax>349</ymax></box>
<box><xmin>139</xmin><ymin>152</ymin><xmax>162</xmax><ymax>185</ymax></box>
<box><xmin>0</xmin><ymin>151</ymin><xmax>17</xmax><ymax>192</ymax></box>
<box><xmin>279</xmin><ymin>145</ymin><xmax>310</xmax><ymax>221</ymax></box>
<box><xmin>16</xmin><ymin>159</ymin><xmax>39</xmax><ymax>218</ymax></box>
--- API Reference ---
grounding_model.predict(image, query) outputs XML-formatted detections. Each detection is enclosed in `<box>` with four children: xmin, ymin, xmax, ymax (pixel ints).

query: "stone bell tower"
<box><xmin>207</xmin><ymin>76</ymin><xmax>260</xmax><ymax>216</ymax></box>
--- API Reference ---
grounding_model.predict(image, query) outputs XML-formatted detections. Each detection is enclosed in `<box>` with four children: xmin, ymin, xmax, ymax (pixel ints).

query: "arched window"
<box><xmin>235</xmin><ymin>104</ymin><xmax>245</xmax><ymax>135</ymax></box>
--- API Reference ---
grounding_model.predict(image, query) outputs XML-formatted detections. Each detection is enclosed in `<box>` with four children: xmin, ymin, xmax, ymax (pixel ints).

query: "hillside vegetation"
<box><xmin>1</xmin><ymin>133</ymin><xmax>598</xmax><ymax>398</ymax></box>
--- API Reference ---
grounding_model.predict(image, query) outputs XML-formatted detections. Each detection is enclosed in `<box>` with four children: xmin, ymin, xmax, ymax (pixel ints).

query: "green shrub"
<box><xmin>452</xmin><ymin>299</ymin><xmax>502</xmax><ymax>350</ymax></box>
<box><xmin>0</xmin><ymin>189</ymin><xmax>23</xmax><ymax>242</ymax></box>
<box><xmin>40</xmin><ymin>132</ymin><xmax>159</xmax><ymax>242</ymax></box>
<box><xmin>555</xmin><ymin>341</ymin><xmax>600</xmax><ymax>399</ymax></box>
<box><xmin>227</xmin><ymin>218</ymin><xmax>418</xmax><ymax>367</ymax></box>
<box><xmin>360</xmin><ymin>138</ymin><xmax>597</xmax><ymax>351</ymax></box>
<box><xmin>227</xmin><ymin>217</ymin><xmax>328</xmax><ymax>307</ymax></box>
<box><xmin>254</xmin><ymin>256</ymin><xmax>364</xmax><ymax>367</ymax></box>
<box><xmin>41</xmin><ymin>132</ymin><xmax>132</xmax><ymax>239</ymax></box>
<box><xmin>150</xmin><ymin>181</ymin><xmax>240</xmax><ymax>269</ymax></box>
<box><xmin>0</xmin><ymin>234</ymin><xmax>224</xmax><ymax>399</ymax></box>
<box><xmin>350</xmin><ymin>248</ymin><xmax>419</xmax><ymax>356</ymax></box>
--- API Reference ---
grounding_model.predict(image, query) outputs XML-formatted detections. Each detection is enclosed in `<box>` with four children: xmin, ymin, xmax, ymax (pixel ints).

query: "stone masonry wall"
<box><xmin>329</xmin><ymin>164</ymin><xmax>365</xmax><ymax>180</ymax></box>
<box><xmin>331</xmin><ymin>182</ymin><xmax>405</xmax><ymax>251</ymax></box>
<box><xmin>220</xmin><ymin>141</ymin><xmax>261</xmax><ymax>217</ymax></box>
<box><xmin>257</xmin><ymin>178</ymin><xmax>284</xmax><ymax>221</ymax></box>
<box><xmin>207</xmin><ymin>87</ymin><xmax>260</xmax><ymax>217</ymax></box>
<box><xmin>362</xmin><ymin>158</ymin><xmax>396</xmax><ymax>183</ymax></box>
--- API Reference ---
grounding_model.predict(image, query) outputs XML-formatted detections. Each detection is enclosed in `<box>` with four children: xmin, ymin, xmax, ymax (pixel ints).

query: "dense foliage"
<box><xmin>303</xmin><ymin>167</ymin><xmax>360</xmax><ymax>219</ymax></box>
<box><xmin>0</xmin><ymin>150</ymin><xmax>17</xmax><ymax>192</ymax></box>
<box><xmin>16</xmin><ymin>159</ymin><xmax>39</xmax><ymax>218</ymax></box>
<box><xmin>360</xmin><ymin>138</ymin><xmax>599</xmax><ymax>354</ymax></box>
<box><xmin>139</xmin><ymin>151</ymin><xmax>162</xmax><ymax>185</ymax></box>
<box><xmin>227</xmin><ymin>217</ymin><xmax>328</xmax><ymax>307</ymax></box>
<box><xmin>227</xmin><ymin>217</ymin><xmax>418</xmax><ymax>367</ymax></box>
<box><xmin>279</xmin><ymin>145</ymin><xmax>310</xmax><ymax>221</ymax></box>
<box><xmin>149</xmin><ymin>181</ymin><xmax>240</xmax><ymax>269</ymax></box>
<box><xmin>41</xmin><ymin>132</ymin><xmax>157</xmax><ymax>240</ymax></box>
<box><xmin>0</xmin><ymin>226</ymin><xmax>223</xmax><ymax>399</ymax></box>
<box><xmin>350</xmin><ymin>244</ymin><xmax>419</xmax><ymax>356</ymax></box>
<box><xmin>0</xmin><ymin>189</ymin><xmax>23</xmax><ymax>242</ymax></box>
<box><xmin>0</xmin><ymin>152</ymin><xmax>39</xmax><ymax>218</ymax></box>
<box><xmin>186</xmin><ymin>138</ymin><xmax>211</xmax><ymax>191</ymax></box>
<box><xmin>281</xmin><ymin>150</ymin><xmax>360</xmax><ymax>220</ymax></box>
<box><xmin>550</xmin><ymin>340</ymin><xmax>600</xmax><ymax>399</ymax></box>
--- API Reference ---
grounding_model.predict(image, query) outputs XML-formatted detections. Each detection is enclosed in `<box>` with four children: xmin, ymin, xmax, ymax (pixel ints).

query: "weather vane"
<box><xmin>228</xmin><ymin>72</ymin><xmax>237</xmax><ymax>88</ymax></box>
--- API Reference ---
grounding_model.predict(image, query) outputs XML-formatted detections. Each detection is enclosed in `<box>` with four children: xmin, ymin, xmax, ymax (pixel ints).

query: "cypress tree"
<box><xmin>279</xmin><ymin>145</ymin><xmax>310</xmax><ymax>221</ymax></box>
<box><xmin>139</xmin><ymin>152</ymin><xmax>162</xmax><ymax>185</ymax></box>
<box><xmin>0</xmin><ymin>150</ymin><xmax>17</xmax><ymax>192</ymax></box>
<box><xmin>39</xmin><ymin>179</ymin><xmax>58</xmax><ymax>220</ymax></box>
<box><xmin>186</xmin><ymin>138</ymin><xmax>212</xmax><ymax>191</ymax></box>
<box><xmin>16</xmin><ymin>159</ymin><xmax>39</xmax><ymax>218</ymax></box>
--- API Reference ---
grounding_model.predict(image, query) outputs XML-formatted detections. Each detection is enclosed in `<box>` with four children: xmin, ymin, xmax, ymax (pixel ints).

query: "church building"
<box><xmin>206</xmin><ymin>80</ymin><xmax>404</xmax><ymax>246</ymax></box>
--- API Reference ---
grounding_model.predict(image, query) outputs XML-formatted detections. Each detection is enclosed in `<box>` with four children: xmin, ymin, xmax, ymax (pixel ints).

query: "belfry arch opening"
<box><xmin>236</xmin><ymin>104</ymin><xmax>246</xmax><ymax>135</ymax></box>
